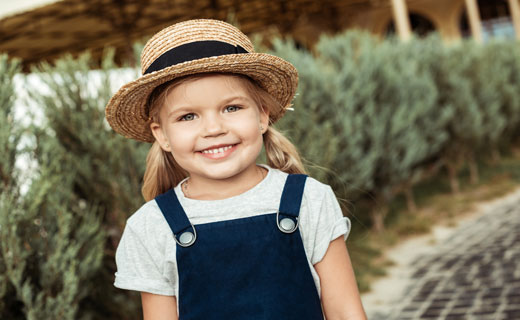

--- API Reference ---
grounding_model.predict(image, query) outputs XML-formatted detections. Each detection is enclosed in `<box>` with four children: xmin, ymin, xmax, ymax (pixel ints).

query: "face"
<box><xmin>150</xmin><ymin>74</ymin><xmax>269</xmax><ymax>185</ymax></box>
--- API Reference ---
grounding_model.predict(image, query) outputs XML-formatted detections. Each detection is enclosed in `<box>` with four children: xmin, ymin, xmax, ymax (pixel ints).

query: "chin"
<box><xmin>203</xmin><ymin>168</ymin><xmax>244</xmax><ymax>181</ymax></box>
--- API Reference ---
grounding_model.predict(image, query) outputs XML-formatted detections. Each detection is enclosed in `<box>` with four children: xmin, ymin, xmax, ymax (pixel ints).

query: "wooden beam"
<box><xmin>508</xmin><ymin>0</ymin><xmax>520</xmax><ymax>40</ymax></box>
<box><xmin>390</xmin><ymin>0</ymin><xmax>411</xmax><ymax>41</ymax></box>
<box><xmin>464</xmin><ymin>0</ymin><xmax>483</xmax><ymax>43</ymax></box>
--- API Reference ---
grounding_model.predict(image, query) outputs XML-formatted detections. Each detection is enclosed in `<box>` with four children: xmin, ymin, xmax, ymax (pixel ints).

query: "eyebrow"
<box><xmin>166</xmin><ymin>95</ymin><xmax>253</xmax><ymax>119</ymax></box>
<box><xmin>220</xmin><ymin>95</ymin><xmax>253</xmax><ymax>106</ymax></box>
<box><xmin>166</xmin><ymin>106</ymin><xmax>193</xmax><ymax>119</ymax></box>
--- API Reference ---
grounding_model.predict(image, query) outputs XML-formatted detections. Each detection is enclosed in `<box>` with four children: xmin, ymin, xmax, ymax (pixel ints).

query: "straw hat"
<box><xmin>105</xmin><ymin>19</ymin><xmax>298</xmax><ymax>143</ymax></box>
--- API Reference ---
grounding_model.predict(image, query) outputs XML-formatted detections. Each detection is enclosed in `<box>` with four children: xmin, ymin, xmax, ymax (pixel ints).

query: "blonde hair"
<box><xmin>141</xmin><ymin>73</ymin><xmax>306</xmax><ymax>201</ymax></box>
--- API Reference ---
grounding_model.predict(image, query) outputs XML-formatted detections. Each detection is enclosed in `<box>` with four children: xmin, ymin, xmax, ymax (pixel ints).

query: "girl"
<box><xmin>106</xmin><ymin>19</ymin><xmax>366</xmax><ymax>320</ymax></box>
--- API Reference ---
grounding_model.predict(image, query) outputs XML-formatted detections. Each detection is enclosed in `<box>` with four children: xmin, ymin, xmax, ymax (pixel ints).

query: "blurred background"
<box><xmin>1</xmin><ymin>0</ymin><xmax>519</xmax><ymax>319</ymax></box>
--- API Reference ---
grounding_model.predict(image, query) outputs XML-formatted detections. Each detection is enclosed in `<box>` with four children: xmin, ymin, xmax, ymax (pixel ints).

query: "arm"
<box><xmin>141</xmin><ymin>292</ymin><xmax>178</xmax><ymax>320</ymax></box>
<box><xmin>315</xmin><ymin>237</ymin><xmax>367</xmax><ymax>320</ymax></box>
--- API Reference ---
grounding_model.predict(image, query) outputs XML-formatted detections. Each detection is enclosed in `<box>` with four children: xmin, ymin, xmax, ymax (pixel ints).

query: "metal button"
<box><xmin>280</xmin><ymin>218</ymin><xmax>295</xmax><ymax>231</ymax></box>
<box><xmin>179</xmin><ymin>231</ymin><xmax>194</xmax><ymax>245</ymax></box>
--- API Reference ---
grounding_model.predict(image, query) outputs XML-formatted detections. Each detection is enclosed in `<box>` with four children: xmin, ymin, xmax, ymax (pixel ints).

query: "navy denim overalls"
<box><xmin>155</xmin><ymin>174</ymin><xmax>324</xmax><ymax>319</ymax></box>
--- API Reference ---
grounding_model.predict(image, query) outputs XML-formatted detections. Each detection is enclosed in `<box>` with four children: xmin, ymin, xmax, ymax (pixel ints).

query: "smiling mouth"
<box><xmin>197</xmin><ymin>144</ymin><xmax>239</xmax><ymax>159</ymax></box>
<box><xmin>200</xmin><ymin>144</ymin><xmax>236</xmax><ymax>154</ymax></box>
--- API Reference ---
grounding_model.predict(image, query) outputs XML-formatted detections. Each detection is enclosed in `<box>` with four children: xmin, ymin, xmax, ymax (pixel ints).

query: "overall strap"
<box><xmin>155</xmin><ymin>189</ymin><xmax>196</xmax><ymax>247</ymax></box>
<box><xmin>278</xmin><ymin>174</ymin><xmax>308</xmax><ymax>218</ymax></box>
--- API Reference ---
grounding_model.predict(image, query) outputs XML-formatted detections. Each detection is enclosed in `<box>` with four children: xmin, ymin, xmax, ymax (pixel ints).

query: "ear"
<box><xmin>259</xmin><ymin>106</ymin><xmax>270</xmax><ymax>134</ymax></box>
<box><xmin>150</xmin><ymin>122</ymin><xmax>172</xmax><ymax>152</ymax></box>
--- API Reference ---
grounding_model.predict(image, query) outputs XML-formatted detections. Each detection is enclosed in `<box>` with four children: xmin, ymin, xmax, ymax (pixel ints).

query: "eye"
<box><xmin>224</xmin><ymin>105</ymin><xmax>241</xmax><ymax>113</ymax></box>
<box><xmin>179</xmin><ymin>113</ymin><xmax>197</xmax><ymax>121</ymax></box>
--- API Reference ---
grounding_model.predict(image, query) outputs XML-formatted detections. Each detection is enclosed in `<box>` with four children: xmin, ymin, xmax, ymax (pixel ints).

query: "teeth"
<box><xmin>202</xmin><ymin>145</ymin><xmax>233</xmax><ymax>154</ymax></box>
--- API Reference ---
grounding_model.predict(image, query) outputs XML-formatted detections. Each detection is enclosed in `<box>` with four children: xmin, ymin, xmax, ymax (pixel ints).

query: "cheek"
<box><xmin>233</xmin><ymin>119</ymin><xmax>262</xmax><ymax>142</ymax></box>
<box><xmin>246</xmin><ymin>128</ymin><xmax>265</xmax><ymax>153</ymax></box>
<box><xmin>237</xmin><ymin>111</ymin><xmax>262</xmax><ymax>136</ymax></box>
<box><xmin>165</xmin><ymin>125</ymin><xmax>196</xmax><ymax>153</ymax></box>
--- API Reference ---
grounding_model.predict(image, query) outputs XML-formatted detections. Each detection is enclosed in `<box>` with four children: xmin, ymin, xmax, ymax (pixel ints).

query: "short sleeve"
<box><xmin>310</xmin><ymin>185</ymin><xmax>351</xmax><ymax>265</ymax></box>
<box><xmin>114</xmin><ymin>217</ymin><xmax>176</xmax><ymax>296</ymax></box>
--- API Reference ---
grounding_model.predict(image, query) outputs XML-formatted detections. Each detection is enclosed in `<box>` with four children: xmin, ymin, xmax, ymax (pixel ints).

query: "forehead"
<box><xmin>169</xmin><ymin>74</ymin><xmax>250</xmax><ymax>98</ymax></box>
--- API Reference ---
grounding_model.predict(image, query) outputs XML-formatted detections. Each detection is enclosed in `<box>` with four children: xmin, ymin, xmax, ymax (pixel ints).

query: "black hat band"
<box><xmin>144</xmin><ymin>40</ymin><xmax>248</xmax><ymax>75</ymax></box>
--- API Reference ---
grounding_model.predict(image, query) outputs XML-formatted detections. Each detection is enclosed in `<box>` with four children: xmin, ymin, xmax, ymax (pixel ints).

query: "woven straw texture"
<box><xmin>105</xmin><ymin>19</ymin><xmax>298</xmax><ymax>143</ymax></box>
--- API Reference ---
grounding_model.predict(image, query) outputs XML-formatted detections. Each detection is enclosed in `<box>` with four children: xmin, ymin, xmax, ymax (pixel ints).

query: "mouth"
<box><xmin>198</xmin><ymin>144</ymin><xmax>238</xmax><ymax>159</ymax></box>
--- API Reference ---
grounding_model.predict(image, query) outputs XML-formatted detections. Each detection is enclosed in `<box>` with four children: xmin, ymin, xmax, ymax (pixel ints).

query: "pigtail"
<box><xmin>263</xmin><ymin>126</ymin><xmax>306</xmax><ymax>174</ymax></box>
<box><xmin>141</xmin><ymin>141</ymin><xmax>188</xmax><ymax>201</ymax></box>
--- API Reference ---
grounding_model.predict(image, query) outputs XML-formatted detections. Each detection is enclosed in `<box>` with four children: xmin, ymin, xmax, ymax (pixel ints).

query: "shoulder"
<box><xmin>127</xmin><ymin>199</ymin><xmax>161</xmax><ymax>225</ymax></box>
<box><xmin>266</xmin><ymin>167</ymin><xmax>336</xmax><ymax>212</ymax></box>
<box><xmin>263</xmin><ymin>166</ymin><xmax>334</xmax><ymax>204</ymax></box>
<box><xmin>303</xmin><ymin>176</ymin><xmax>332</xmax><ymax>195</ymax></box>
<box><xmin>124</xmin><ymin>199</ymin><xmax>172</xmax><ymax>242</ymax></box>
<box><xmin>264</xmin><ymin>166</ymin><xmax>330</xmax><ymax>192</ymax></box>
<box><xmin>302</xmin><ymin>176</ymin><xmax>336</xmax><ymax>207</ymax></box>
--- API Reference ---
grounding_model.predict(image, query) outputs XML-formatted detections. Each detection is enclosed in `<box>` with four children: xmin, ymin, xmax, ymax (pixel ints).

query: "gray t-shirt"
<box><xmin>114</xmin><ymin>165</ymin><xmax>350</xmax><ymax>300</ymax></box>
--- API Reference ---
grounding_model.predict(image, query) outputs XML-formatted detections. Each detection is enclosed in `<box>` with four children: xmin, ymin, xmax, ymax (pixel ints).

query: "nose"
<box><xmin>202</xmin><ymin>114</ymin><xmax>227</xmax><ymax>137</ymax></box>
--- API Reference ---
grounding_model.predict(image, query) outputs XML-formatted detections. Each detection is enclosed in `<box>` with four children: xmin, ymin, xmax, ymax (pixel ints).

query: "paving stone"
<box><xmin>364</xmin><ymin>192</ymin><xmax>520</xmax><ymax>319</ymax></box>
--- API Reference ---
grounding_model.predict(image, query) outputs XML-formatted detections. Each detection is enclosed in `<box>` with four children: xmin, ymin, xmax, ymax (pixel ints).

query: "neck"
<box><xmin>184</xmin><ymin>165</ymin><xmax>267</xmax><ymax>200</ymax></box>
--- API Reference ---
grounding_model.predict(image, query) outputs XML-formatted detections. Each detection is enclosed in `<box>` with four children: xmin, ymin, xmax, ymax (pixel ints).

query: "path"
<box><xmin>361</xmin><ymin>188</ymin><xmax>520</xmax><ymax>320</ymax></box>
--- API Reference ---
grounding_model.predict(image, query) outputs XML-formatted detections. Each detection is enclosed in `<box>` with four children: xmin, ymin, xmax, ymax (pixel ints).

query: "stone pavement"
<box><xmin>362</xmin><ymin>189</ymin><xmax>520</xmax><ymax>320</ymax></box>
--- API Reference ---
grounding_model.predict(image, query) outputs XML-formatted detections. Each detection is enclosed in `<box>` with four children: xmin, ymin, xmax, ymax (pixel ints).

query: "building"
<box><xmin>290</xmin><ymin>0</ymin><xmax>520</xmax><ymax>45</ymax></box>
<box><xmin>1</xmin><ymin>0</ymin><xmax>519</xmax><ymax>69</ymax></box>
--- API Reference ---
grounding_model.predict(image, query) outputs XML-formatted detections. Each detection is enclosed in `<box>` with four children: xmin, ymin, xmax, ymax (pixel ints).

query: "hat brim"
<box><xmin>105</xmin><ymin>52</ymin><xmax>298</xmax><ymax>143</ymax></box>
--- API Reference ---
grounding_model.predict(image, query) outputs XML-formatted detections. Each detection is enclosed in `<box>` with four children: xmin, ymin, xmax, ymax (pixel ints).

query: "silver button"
<box><xmin>280</xmin><ymin>218</ymin><xmax>295</xmax><ymax>231</ymax></box>
<box><xmin>179</xmin><ymin>232</ymin><xmax>194</xmax><ymax>245</ymax></box>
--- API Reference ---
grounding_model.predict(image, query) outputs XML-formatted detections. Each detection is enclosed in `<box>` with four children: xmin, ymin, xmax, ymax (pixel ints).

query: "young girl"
<box><xmin>106</xmin><ymin>19</ymin><xmax>366</xmax><ymax>320</ymax></box>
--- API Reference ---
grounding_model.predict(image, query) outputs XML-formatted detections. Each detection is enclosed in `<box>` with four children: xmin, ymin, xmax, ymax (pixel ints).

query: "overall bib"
<box><xmin>155</xmin><ymin>174</ymin><xmax>324</xmax><ymax>319</ymax></box>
